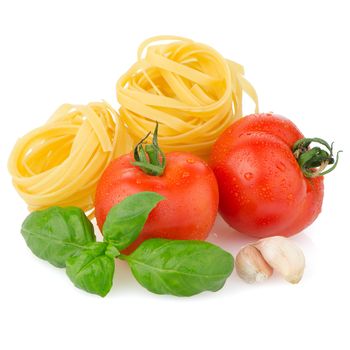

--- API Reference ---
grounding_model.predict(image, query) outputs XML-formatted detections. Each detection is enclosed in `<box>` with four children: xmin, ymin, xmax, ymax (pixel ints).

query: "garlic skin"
<box><xmin>235</xmin><ymin>236</ymin><xmax>305</xmax><ymax>284</ymax></box>
<box><xmin>253</xmin><ymin>236</ymin><xmax>305</xmax><ymax>284</ymax></box>
<box><xmin>236</xmin><ymin>244</ymin><xmax>273</xmax><ymax>283</ymax></box>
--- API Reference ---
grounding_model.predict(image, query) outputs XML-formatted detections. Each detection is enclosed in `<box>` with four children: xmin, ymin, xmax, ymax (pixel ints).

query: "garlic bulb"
<box><xmin>236</xmin><ymin>236</ymin><xmax>305</xmax><ymax>284</ymax></box>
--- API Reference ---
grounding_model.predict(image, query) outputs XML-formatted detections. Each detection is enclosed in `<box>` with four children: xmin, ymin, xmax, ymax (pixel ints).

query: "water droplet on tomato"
<box><xmin>276</xmin><ymin>162</ymin><xmax>286</xmax><ymax>172</ymax></box>
<box><xmin>182</xmin><ymin>171</ymin><xmax>190</xmax><ymax>178</ymax></box>
<box><xmin>244</xmin><ymin>172</ymin><xmax>254</xmax><ymax>180</ymax></box>
<box><xmin>154</xmin><ymin>183</ymin><xmax>162</xmax><ymax>190</ymax></box>
<box><xmin>136</xmin><ymin>179</ymin><xmax>142</xmax><ymax>184</ymax></box>
<box><xmin>186</xmin><ymin>158</ymin><xmax>194</xmax><ymax>164</ymax></box>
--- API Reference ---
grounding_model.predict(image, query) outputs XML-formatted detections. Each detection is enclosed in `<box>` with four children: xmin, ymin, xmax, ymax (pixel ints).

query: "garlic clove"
<box><xmin>253</xmin><ymin>236</ymin><xmax>305</xmax><ymax>284</ymax></box>
<box><xmin>236</xmin><ymin>244</ymin><xmax>273</xmax><ymax>283</ymax></box>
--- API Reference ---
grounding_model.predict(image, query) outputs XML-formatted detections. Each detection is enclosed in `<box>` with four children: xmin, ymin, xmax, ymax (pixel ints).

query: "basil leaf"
<box><xmin>122</xmin><ymin>239</ymin><xmax>234</xmax><ymax>297</ymax></box>
<box><xmin>21</xmin><ymin>206</ymin><xmax>96</xmax><ymax>267</ymax></box>
<box><xmin>103</xmin><ymin>191</ymin><xmax>164</xmax><ymax>250</ymax></box>
<box><xmin>66</xmin><ymin>242</ymin><xmax>115</xmax><ymax>297</ymax></box>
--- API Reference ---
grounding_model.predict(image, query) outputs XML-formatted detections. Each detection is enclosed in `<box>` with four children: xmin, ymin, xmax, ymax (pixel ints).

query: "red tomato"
<box><xmin>95</xmin><ymin>152</ymin><xmax>219</xmax><ymax>252</ymax></box>
<box><xmin>210</xmin><ymin>113</ymin><xmax>325</xmax><ymax>238</ymax></box>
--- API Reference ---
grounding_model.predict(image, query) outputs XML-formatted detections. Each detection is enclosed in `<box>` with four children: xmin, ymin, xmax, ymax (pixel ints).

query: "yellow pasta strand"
<box><xmin>8</xmin><ymin>102</ymin><xmax>133</xmax><ymax>214</ymax></box>
<box><xmin>117</xmin><ymin>35</ymin><xmax>258</xmax><ymax>159</ymax></box>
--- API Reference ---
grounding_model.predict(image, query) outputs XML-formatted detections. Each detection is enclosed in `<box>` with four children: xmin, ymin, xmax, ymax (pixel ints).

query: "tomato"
<box><xmin>210</xmin><ymin>113</ymin><xmax>332</xmax><ymax>238</ymax></box>
<box><xmin>95</xmin><ymin>150</ymin><xmax>219</xmax><ymax>252</ymax></box>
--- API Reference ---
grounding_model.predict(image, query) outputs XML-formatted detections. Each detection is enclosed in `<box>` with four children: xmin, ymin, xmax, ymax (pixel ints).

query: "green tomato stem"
<box><xmin>132</xmin><ymin>122</ymin><xmax>166</xmax><ymax>176</ymax></box>
<box><xmin>292</xmin><ymin>137</ymin><xmax>342</xmax><ymax>178</ymax></box>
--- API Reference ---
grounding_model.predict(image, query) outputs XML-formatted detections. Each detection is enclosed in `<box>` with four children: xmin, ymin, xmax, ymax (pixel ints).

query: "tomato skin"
<box><xmin>210</xmin><ymin>113</ymin><xmax>324</xmax><ymax>238</ymax></box>
<box><xmin>223</xmin><ymin>113</ymin><xmax>304</xmax><ymax>146</ymax></box>
<box><xmin>95</xmin><ymin>152</ymin><xmax>219</xmax><ymax>252</ymax></box>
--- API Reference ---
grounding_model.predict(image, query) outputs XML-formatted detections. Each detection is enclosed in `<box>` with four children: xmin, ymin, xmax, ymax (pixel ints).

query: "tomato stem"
<box><xmin>132</xmin><ymin>122</ymin><xmax>166</xmax><ymax>176</ymax></box>
<box><xmin>292</xmin><ymin>137</ymin><xmax>342</xmax><ymax>178</ymax></box>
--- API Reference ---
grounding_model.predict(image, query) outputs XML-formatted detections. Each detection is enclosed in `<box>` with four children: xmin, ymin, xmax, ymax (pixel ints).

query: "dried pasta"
<box><xmin>117</xmin><ymin>35</ymin><xmax>258</xmax><ymax>158</ymax></box>
<box><xmin>8</xmin><ymin>102</ymin><xmax>133</xmax><ymax>214</ymax></box>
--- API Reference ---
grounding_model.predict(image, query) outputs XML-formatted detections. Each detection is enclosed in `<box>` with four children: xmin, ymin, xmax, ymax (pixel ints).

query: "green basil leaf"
<box><xmin>122</xmin><ymin>239</ymin><xmax>234</xmax><ymax>297</ymax></box>
<box><xmin>103</xmin><ymin>191</ymin><xmax>164</xmax><ymax>250</ymax></box>
<box><xmin>66</xmin><ymin>242</ymin><xmax>115</xmax><ymax>297</ymax></box>
<box><xmin>21</xmin><ymin>206</ymin><xmax>96</xmax><ymax>267</ymax></box>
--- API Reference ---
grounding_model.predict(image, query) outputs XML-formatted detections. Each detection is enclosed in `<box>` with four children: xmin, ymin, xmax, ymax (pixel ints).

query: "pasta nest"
<box><xmin>117</xmin><ymin>35</ymin><xmax>258</xmax><ymax>158</ymax></box>
<box><xmin>8</xmin><ymin>102</ymin><xmax>133</xmax><ymax>214</ymax></box>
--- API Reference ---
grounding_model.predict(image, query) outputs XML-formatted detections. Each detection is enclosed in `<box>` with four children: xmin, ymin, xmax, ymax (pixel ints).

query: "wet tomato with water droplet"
<box><xmin>95</xmin><ymin>152</ymin><xmax>219</xmax><ymax>252</ymax></box>
<box><xmin>210</xmin><ymin>113</ymin><xmax>324</xmax><ymax>238</ymax></box>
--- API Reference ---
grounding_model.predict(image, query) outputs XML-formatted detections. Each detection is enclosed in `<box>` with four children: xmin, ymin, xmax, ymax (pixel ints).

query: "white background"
<box><xmin>0</xmin><ymin>0</ymin><xmax>349</xmax><ymax>349</ymax></box>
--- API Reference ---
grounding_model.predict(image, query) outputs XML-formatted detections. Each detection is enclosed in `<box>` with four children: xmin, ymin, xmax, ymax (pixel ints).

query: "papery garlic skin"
<box><xmin>254</xmin><ymin>236</ymin><xmax>305</xmax><ymax>284</ymax></box>
<box><xmin>236</xmin><ymin>245</ymin><xmax>273</xmax><ymax>283</ymax></box>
